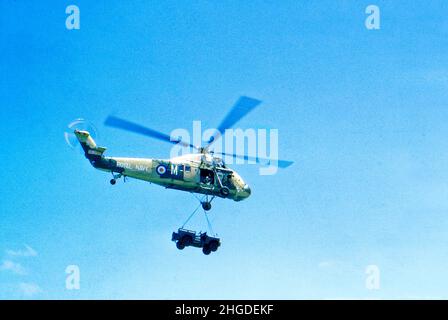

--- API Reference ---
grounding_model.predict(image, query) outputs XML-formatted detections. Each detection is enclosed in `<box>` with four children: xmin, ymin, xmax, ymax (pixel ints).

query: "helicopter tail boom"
<box><xmin>74</xmin><ymin>130</ymin><xmax>107</xmax><ymax>160</ymax></box>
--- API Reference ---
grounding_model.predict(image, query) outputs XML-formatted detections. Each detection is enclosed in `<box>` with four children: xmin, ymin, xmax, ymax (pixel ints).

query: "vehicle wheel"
<box><xmin>209</xmin><ymin>241</ymin><xmax>219</xmax><ymax>252</ymax></box>
<box><xmin>202</xmin><ymin>245</ymin><xmax>211</xmax><ymax>255</ymax></box>
<box><xmin>220</xmin><ymin>187</ymin><xmax>230</xmax><ymax>197</ymax></box>
<box><xmin>176</xmin><ymin>241</ymin><xmax>185</xmax><ymax>250</ymax></box>
<box><xmin>110</xmin><ymin>179</ymin><xmax>116</xmax><ymax>185</ymax></box>
<box><xmin>181</xmin><ymin>236</ymin><xmax>192</xmax><ymax>246</ymax></box>
<box><xmin>202</xmin><ymin>202</ymin><xmax>212</xmax><ymax>211</ymax></box>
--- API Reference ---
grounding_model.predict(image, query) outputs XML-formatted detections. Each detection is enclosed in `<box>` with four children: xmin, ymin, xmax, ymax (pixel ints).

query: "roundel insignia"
<box><xmin>156</xmin><ymin>165</ymin><xmax>167</xmax><ymax>175</ymax></box>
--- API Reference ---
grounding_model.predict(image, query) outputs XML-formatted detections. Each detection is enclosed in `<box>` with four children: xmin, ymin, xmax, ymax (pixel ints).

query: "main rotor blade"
<box><xmin>206</xmin><ymin>96</ymin><xmax>262</xmax><ymax>148</ymax></box>
<box><xmin>104</xmin><ymin>116</ymin><xmax>197</xmax><ymax>149</ymax></box>
<box><xmin>216</xmin><ymin>151</ymin><xmax>294</xmax><ymax>168</ymax></box>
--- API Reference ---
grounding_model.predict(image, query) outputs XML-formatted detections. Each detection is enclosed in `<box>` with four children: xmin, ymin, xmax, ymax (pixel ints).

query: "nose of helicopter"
<box><xmin>242</xmin><ymin>184</ymin><xmax>251</xmax><ymax>197</ymax></box>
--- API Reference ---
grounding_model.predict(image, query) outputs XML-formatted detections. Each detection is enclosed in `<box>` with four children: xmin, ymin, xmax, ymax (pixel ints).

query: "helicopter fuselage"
<box><xmin>76</xmin><ymin>130</ymin><xmax>251</xmax><ymax>201</ymax></box>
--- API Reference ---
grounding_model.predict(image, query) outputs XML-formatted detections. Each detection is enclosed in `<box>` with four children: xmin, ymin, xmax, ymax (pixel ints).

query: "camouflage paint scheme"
<box><xmin>74</xmin><ymin>130</ymin><xmax>251</xmax><ymax>201</ymax></box>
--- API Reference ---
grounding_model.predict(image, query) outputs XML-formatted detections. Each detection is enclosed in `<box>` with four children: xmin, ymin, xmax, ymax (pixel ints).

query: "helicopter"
<box><xmin>74</xmin><ymin>96</ymin><xmax>293</xmax><ymax>211</ymax></box>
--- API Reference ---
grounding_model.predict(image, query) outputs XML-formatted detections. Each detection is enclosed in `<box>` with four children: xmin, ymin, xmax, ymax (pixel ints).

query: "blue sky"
<box><xmin>1</xmin><ymin>0</ymin><xmax>448</xmax><ymax>299</ymax></box>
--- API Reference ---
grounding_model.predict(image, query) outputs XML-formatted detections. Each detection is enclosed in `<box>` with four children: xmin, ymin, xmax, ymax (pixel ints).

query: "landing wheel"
<box><xmin>202</xmin><ymin>202</ymin><xmax>212</xmax><ymax>211</ymax></box>
<box><xmin>202</xmin><ymin>245</ymin><xmax>211</xmax><ymax>255</ymax></box>
<box><xmin>220</xmin><ymin>187</ymin><xmax>230</xmax><ymax>197</ymax></box>
<box><xmin>181</xmin><ymin>236</ymin><xmax>193</xmax><ymax>246</ymax></box>
<box><xmin>176</xmin><ymin>241</ymin><xmax>185</xmax><ymax>250</ymax></box>
<box><xmin>209</xmin><ymin>241</ymin><xmax>219</xmax><ymax>252</ymax></box>
<box><xmin>110</xmin><ymin>179</ymin><xmax>116</xmax><ymax>185</ymax></box>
